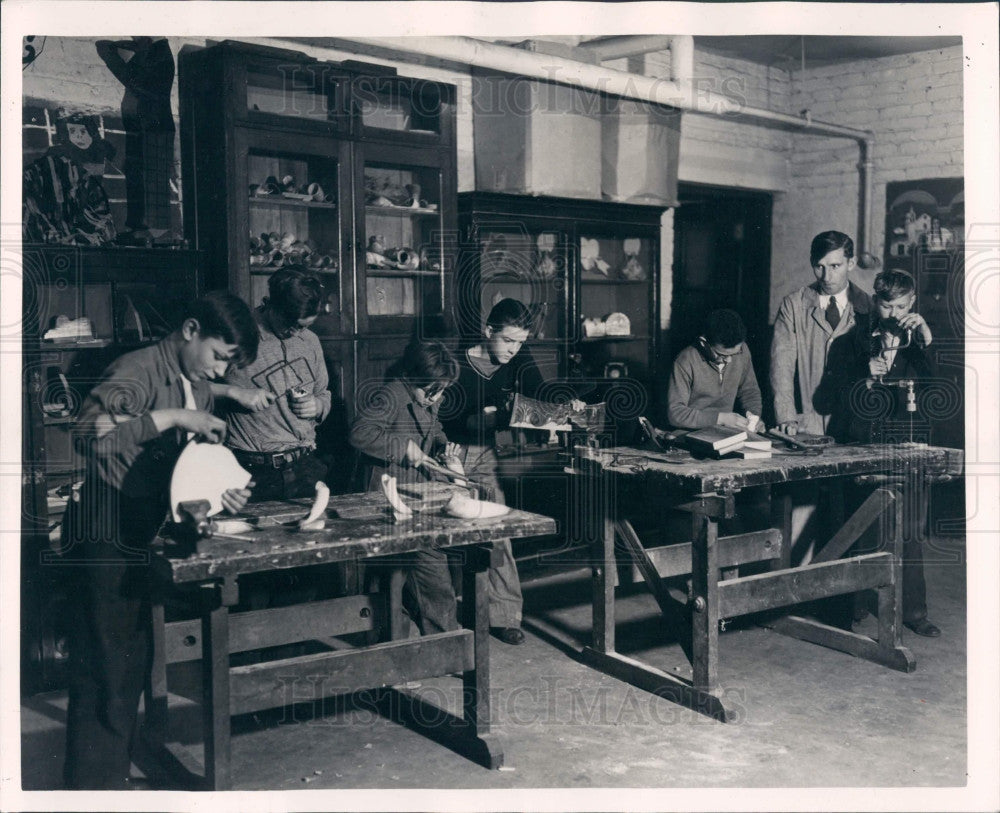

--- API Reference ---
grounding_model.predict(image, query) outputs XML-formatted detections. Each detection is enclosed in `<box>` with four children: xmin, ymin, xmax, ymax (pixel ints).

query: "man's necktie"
<box><xmin>825</xmin><ymin>296</ymin><xmax>841</xmax><ymax>330</ymax></box>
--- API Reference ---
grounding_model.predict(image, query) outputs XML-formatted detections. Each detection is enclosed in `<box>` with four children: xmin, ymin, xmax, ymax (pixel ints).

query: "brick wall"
<box><xmin>770</xmin><ymin>45</ymin><xmax>964</xmax><ymax>317</ymax></box>
<box><xmin>679</xmin><ymin>49</ymin><xmax>793</xmax><ymax>191</ymax></box>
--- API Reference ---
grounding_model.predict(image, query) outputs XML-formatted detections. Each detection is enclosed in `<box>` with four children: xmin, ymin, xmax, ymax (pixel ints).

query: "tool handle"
<box><xmin>765</xmin><ymin>428</ymin><xmax>814</xmax><ymax>452</ymax></box>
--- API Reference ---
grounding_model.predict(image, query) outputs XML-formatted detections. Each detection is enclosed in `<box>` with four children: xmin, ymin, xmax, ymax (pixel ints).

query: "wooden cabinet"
<box><xmin>180</xmin><ymin>41</ymin><xmax>458</xmax><ymax>429</ymax></box>
<box><xmin>457</xmin><ymin>193</ymin><xmax>664</xmax><ymax>433</ymax></box>
<box><xmin>21</xmin><ymin>246</ymin><xmax>202</xmax><ymax>692</ymax></box>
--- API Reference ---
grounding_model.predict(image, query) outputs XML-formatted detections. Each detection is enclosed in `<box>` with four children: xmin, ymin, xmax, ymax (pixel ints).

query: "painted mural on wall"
<box><xmin>884</xmin><ymin>177</ymin><xmax>964</xmax><ymax>264</ymax></box>
<box><xmin>22</xmin><ymin>111</ymin><xmax>118</xmax><ymax>245</ymax></box>
<box><xmin>22</xmin><ymin>37</ymin><xmax>182</xmax><ymax>246</ymax></box>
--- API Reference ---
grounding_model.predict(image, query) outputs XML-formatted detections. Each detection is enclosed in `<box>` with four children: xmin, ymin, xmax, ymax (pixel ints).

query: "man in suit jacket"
<box><xmin>771</xmin><ymin>230</ymin><xmax>872</xmax><ymax>436</ymax></box>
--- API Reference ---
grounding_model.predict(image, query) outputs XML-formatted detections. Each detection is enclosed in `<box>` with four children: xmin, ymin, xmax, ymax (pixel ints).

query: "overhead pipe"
<box><xmin>579</xmin><ymin>35</ymin><xmax>694</xmax><ymax>85</ymax></box>
<box><xmin>577</xmin><ymin>35</ymin><xmax>678</xmax><ymax>61</ymax></box>
<box><xmin>343</xmin><ymin>35</ymin><xmax>876</xmax><ymax>261</ymax></box>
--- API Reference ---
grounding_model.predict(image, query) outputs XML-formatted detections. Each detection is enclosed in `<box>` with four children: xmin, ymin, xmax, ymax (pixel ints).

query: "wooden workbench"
<box><xmin>576</xmin><ymin>442</ymin><xmax>963</xmax><ymax>722</ymax></box>
<box><xmin>144</xmin><ymin>483</ymin><xmax>556</xmax><ymax>790</ymax></box>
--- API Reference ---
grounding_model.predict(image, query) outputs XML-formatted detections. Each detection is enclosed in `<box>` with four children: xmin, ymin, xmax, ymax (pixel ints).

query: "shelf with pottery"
<box><xmin>365</xmin><ymin>268</ymin><xmax>442</xmax><ymax>278</ymax></box>
<box><xmin>41</xmin><ymin>338</ymin><xmax>113</xmax><ymax>350</ymax></box>
<box><xmin>580</xmin><ymin>278</ymin><xmax>648</xmax><ymax>286</ymax></box>
<box><xmin>365</xmin><ymin>204</ymin><xmax>440</xmax><ymax>218</ymax></box>
<box><xmin>249</xmin><ymin>196</ymin><xmax>339</xmax><ymax>211</ymax></box>
<box><xmin>579</xmin><ymin>334</ymin><xmax>644</xmax><ymax>343</ymax></box>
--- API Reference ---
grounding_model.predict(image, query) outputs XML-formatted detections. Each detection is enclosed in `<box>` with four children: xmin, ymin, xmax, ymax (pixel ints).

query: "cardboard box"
<box><xmin>472</xmin><ymin>71</ymin><xmax>602</xmax><ymax>200</ymax></box>
<box><xmin>601</xmin><ymin>97</ymin><xmax>680</xmax><ymax>206</ymax></box>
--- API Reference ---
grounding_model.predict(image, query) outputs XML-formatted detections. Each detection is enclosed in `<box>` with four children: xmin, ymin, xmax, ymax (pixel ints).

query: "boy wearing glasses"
<box><xmin>667</xmin><ymin>308</ymin><xmax>763</xmax><ymax>430</ymax></box>
<box><xmin>350</xmin><ymin>340</ymin><xmax>466</xmax><ymax>635</ymax></box>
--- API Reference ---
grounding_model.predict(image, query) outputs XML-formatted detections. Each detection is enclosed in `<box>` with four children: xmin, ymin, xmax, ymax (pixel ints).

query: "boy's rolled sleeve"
<box><xmin>76</xmin><ymin>362</ymin><xmax>159</xmax><ymax>455</ymax></box>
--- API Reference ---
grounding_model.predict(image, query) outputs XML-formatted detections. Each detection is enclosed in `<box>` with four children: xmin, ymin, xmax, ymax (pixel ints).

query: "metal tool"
<box><xmin>865</xmin><ymin>376</ymin><xmax>918</xmax><ymax>442</ymax></box>
<box><xmin>418</xmin><ymin>457</ymin><xmax>493</xmax><ymax>499</ymax></box>
<box><xmin>766</xmin><ymin>428</ymin><xmax>826</xmax><ymax>455</ymax></box>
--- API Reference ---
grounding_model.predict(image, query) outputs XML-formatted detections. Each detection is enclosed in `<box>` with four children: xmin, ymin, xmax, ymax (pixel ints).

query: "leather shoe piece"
<box><xmin>491</xmin><ymin>626</ymin><xmax>525</xmax><ymax>645</ymax></box>
<box><xmin>904</xmin><ymin>618</ymin><xmax>941</xmax><ymax>638</ymax></box>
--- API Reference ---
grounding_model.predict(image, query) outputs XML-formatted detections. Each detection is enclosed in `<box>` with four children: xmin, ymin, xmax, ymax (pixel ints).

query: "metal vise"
<box><xmin>176</xmin><ymin>499</ymin><xmax>214</xmax><ymax>539</ymax></box>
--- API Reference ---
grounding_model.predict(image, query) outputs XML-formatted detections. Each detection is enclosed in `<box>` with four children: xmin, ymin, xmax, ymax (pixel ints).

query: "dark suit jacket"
<box><xmin>829</xmin><ymin>316</ymin><xmax>936</xmax><ymax>444</ymax></box>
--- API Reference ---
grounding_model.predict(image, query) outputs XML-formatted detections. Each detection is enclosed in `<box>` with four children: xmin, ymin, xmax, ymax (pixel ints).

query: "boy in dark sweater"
<box><xmin>60</xmin><ymin>292</ymin><xmax>259</xmax><ymax>789</ymax></box>
<box><xmin>441</xmin><ymin>298</ymin><xmax>583</xmax><ymax>645</ymax></box>
<box><xmin>668</xmin><ymin>309</ymin><xmax>763</xmax><ymax>430</ymax></box>
<box><xmin>839</xmin><ymin>269</ymin><xmax>939</xmax><ymax>638</ymax></box>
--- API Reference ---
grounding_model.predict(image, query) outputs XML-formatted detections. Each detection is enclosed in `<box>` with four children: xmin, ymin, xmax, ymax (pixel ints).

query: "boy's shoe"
<box><xmin>491</xmin><ymin>627</ymin><xmax>525</xmax><ymax>645</ymax></box>
<box><xmin>904</xmin><ymin>618</ymin><xmax>941</xmax><ymax>637</ymax></box>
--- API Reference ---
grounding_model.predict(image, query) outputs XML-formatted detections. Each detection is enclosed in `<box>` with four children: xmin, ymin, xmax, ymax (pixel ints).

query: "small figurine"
<box><xmin>580</xmin><ymin>237</ymin><xmax>610</xmax><ymax>276</ymax></box>
<box><xmin>620</xmin><ymin>238</ymin><xmax>646</xmax><ymax>281</ymax></box>
<box><xmin>534</xmin><ymin>233</ymin><xmax>559</xmax><ymax>278</ymax></box>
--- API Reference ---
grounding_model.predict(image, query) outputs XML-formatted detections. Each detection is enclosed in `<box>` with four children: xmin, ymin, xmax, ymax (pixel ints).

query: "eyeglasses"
<box><xmin>708</xmin><ymin>345</ymin><xmax>743</xmax><ymax>360</ymax></box>
<box><xmin>420</xmin><ymin>383</ymin><xmax>447</xmax><ymax>399</ymax></box>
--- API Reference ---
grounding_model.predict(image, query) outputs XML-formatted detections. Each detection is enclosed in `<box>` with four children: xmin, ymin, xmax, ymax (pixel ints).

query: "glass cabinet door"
<box><xmin>239</xmin><ymin>50</ymin><xmax>348</xmax><ymax>132</ymax></box>
<box><xmin>352</xmin><ymin>75</ymin><xmax>452</xmax><ymax>143</ymax></box>
<box><xmin>360</xmin><ymin>153</ymin><xmax>448</xmax><ymax>331</ymax></box>
<box><xmin>474</xmin><ymin>226</ymin><xmax>569</xmax><ymax>343</ymax></box>
<box><xmin>577</xmin><ymin>232</ymin><xmax>655</xmax><ymax>378</ymax></box>
<box><xmin>240</xmin><ymin>131</ymin><xmax>349</xmax><ymax>335</ymax></box>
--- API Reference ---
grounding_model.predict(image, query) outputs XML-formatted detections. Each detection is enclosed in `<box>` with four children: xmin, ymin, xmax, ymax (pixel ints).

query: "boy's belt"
<box><xmin>233</xmin><ymin>447</ymin><xmax>311</xmax><ymax>469</ymax></box>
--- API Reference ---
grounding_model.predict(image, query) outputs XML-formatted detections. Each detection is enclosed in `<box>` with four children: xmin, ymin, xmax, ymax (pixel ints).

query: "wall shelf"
<box><xmin>249</xmin><ymin>197</ymin><xmax>338</xmax><ymax>211</ymax></box>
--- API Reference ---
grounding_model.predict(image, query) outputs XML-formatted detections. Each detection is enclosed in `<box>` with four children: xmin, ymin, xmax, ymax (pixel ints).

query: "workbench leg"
<box><xmin>143</xmin><ymin>598</ymin><xmax>168</xmax><ymax>751</ymax></box>
<box><xmin>691</xmin><ymin>515</ymin><xmax>720</xmax><ymax>694</ymax></box>
<box><xmin>876</xmin><ymin>487</ymin><xmax>915</xmax><ymax>669</ymax></box>
<box><xmin>460</xmin><ymin>547</ymin><xmax>503</xmax><ymax>768</ymax></box>
<box><xmin>771</xmin><ymin>486</ymin><xmax>793</xmax><ymax>571</ymax></box>
<box><xmin>766</xmin><ymin>485</ymin><xmax>915</xmax><ymax>672</ymax></box>
<box><xmin>591</xmin><ymin>479</ymin><xmax>616</xmax><ymax>654</ymax></box>
<box><xmin>201</xmin><ymin>583</ymin><xmax>232</xmax><ymax>791</ymax></box>
<box><xmin>579</xmin><ymin>475</ymin><xmax>730</xmax><ymax>721</ymax></box>
<box><xmin>387</xmin><ymin>566</ymin><xmax>410</xmax><ymax>641</ymax></box>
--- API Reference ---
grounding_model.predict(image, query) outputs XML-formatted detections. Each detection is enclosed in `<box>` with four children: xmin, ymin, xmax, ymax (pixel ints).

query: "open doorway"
<box><xmin>670</xmin><ymin>183</ymin><xmax>773</xmax><ymax>415</ymax></box>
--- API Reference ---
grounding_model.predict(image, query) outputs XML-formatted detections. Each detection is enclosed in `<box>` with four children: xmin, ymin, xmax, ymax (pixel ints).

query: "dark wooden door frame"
<box><xmin>668</xmin><ymin>182</ymin><xmax>774</xmax><ymax>418</ymax></box>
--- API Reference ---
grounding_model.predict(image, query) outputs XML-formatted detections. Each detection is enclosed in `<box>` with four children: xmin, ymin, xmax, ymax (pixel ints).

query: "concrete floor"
<box><xmin>21</xmin><ymin>533</ymin><xmax>967</xmax><ymax>792</ymax></box>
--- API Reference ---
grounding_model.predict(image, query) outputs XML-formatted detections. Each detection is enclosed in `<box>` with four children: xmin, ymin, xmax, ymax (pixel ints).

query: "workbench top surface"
<box><xmin>580</xmin><ymin>443</ymin><xmax>963</xmax><ymax>494</ymax></box>
<box><xmin>153</xmin><ymin>483</ymin><xmax>557</xmax><ymax>584</ymax></box>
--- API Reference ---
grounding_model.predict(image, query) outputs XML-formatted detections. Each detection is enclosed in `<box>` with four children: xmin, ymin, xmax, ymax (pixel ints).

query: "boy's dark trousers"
<box><xmin>60</xmin><ymin>484</ymin><xmax>165</xmax><ymax>790</ymax></box>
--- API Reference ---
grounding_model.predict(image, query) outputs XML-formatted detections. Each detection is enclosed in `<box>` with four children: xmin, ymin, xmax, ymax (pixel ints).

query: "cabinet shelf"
<box><xmin>249</xmin><ymin>196</ymin><xmax>338</xmax><ymax>211</ymax></box>
<box><xmin>366</xmin><ymin>268</ymin><xmax>441</xmax><ymax>278</ymax></box>
<box><xmin>41</xmin><ymin>339</ymin><xmax>112</xmax><ymax>350</ymax></box>
<box><xmin>365</xmin><ymin>205</ymin><xmax>440</xmax><ymax>218</ymax></box>
<box><xmin>250</xmin><ymin>266</ymin><xmax>339</xmax><ymax>276</ymax></box>
<box><xmin>580</xmin><ymin>277</ymin><xmax>649</xmax><ymax>285</ymax></box>
<box><xmin>580</xmin><ymin>334</ymin><xmax>645</xmax><ymax>343</ymax></box>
